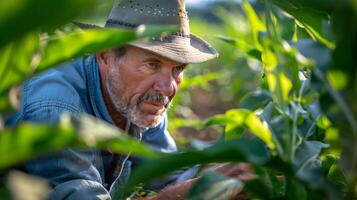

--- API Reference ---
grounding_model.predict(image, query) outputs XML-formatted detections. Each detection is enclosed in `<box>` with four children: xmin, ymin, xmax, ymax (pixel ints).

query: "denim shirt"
<box><xmin>6</xmin><ymin>56</ymin><xmax>181</xmax><ymax>200</ymax></box>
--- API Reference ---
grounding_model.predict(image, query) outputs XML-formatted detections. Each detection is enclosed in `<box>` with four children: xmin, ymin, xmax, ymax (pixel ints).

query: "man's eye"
<box><xmin>145</xmin><ymin>62</ymin><xmax>160</xmax><ymax>71</ymax></box>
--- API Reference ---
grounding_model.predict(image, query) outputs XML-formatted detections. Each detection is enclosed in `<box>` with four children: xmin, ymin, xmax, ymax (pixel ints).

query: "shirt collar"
<box><xmin>85</xmin><ymin>55</ymin><xmax>114</xmax><ymax>125</ymax></box>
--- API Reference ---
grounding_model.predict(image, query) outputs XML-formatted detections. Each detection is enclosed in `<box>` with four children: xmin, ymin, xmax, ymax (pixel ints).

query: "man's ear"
<box><xmin>96</xmin><ymin>51</ymin><xmax>111</xmax><ymax>67</ymax></box>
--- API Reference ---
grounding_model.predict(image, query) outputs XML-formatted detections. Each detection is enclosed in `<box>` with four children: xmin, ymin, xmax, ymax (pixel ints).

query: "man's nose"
<box><xmin>153</xmin><ymin>75</ymin><xmax>176</xmax><ymax>97</ymax></box>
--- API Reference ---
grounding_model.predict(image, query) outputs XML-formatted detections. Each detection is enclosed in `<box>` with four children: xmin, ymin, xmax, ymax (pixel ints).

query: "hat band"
<box><xmin>105</xmin><ymin>19</ymin><xmax>139</xmax><ymax>28</ymax></box>
<box><xmin>105</xmin><ymin>19</ymin><xmax>191</xmax><ymax>39</ymax></box>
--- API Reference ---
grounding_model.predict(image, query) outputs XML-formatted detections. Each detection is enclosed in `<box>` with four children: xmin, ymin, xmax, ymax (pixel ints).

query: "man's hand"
<box><xmin>143</xmin><ymin>163</ymin><xmax>253</xmax><ymax>200</ymax></box>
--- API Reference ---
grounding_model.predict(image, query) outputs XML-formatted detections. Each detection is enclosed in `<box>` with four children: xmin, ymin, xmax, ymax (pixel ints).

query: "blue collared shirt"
<box><xmin>6</xmin><ymin>55</ymin><xmax>182</xmax><ymax>199</ymax></box>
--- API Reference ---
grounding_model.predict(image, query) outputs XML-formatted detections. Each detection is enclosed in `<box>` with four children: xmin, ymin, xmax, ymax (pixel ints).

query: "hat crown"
<box><xmin>106</xmin><ymin>0</ymin><xmax>189</xmax><ymax>35</ymax></box>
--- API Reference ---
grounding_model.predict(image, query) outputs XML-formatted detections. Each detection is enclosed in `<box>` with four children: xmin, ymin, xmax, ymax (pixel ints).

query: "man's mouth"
<box><xmin>141</xmin><ymin>101</ymin><xmax>167</xmax><ymax>113</ymax></box>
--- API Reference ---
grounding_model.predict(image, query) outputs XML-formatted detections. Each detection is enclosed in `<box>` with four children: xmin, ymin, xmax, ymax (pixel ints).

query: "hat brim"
<box><xmin>73</xmin><ymin>22</ymin><xmax>218</xmax><ymax>64</ymax></box>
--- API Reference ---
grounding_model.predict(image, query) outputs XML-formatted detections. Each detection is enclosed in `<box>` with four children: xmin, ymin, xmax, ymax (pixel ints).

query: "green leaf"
<box><xmin>180</xmin><ymin>73</ymin><xmax>221</xmax><ymax>91</ymax></box>
<box><xmin>0</xmin><ymin>33</ymin><xmax>39</xmax><ymax>97</ymax></box>
<box><xmin>266</xmin><ymin>72</ymin><xmax>293</xmax><ymax>109</ymax></box>
<box><xmin>205</xmin><ymin>109</ymin><xmax>275</xmax><ymax>150</ymax></box>
<box><xmin>295</xmin><ymin>39</ymin><xmax>332</xmax><ymax>70</ymax></box>
<box><xmin>215</xmin><ymin>35</ymin><xmax>262</xmax><ymax>61</ymax></box>
<box><xmin>121</xmin><ymin>139</ymin><xmax>270</xmax><ymax>195</ymax></box>
<box><xmin>0</xmin><ymin>114</ymin><xmax>157</xmax><ymax>171</ymax></box>
<box><xmin>294</xmin><ymin>141</ymin><xmax>329</xmax><ymax>174</ymax></box>
<box><xmin>0</xmin><ymin>0</ymin><xmax>95</xmax><ymax>47</ymax></box>
<box><xmin>244</xmin><ymin>178</ymin><xmax>274</xmax><ymax>200</ymax></box>
<box><xmin>285</xmin><ymin>177</ymin><xmax>308</xmax><ymax>200</ymax></box>
<box><xmin>0</xmin><ymin>25</ymin><xmax>177</xmax><ymax>98</ymax></box>
<box><xmin>240</xmin><ymin>90</ymin><xmax>273</xmax><ymax>110</ymax></box>
<box><xmin>37</xmin><ymin>25</ymin><xmax>177</xmax><ymax>73</ymax></box>
<box><xmin>242</xmin><ymin>0</ymin><xmax>266</xmax><ymax>48</ymax></box>
<box><xmin>271</xmin><ymin>0</ymin><xmax>335</xmax><ymax>48</ymax></box>
<box><xmin>187</xmin><ymin>171</ymin><xmax>243</xmax><ymax>200</ymax></box>
<box><xmin>36</xmin><ymin>28</ymin><xmax>136</xmax><ymax>72</ymax></box>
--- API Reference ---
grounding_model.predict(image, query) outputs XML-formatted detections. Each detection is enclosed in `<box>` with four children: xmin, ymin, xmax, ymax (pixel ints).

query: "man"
<box><xmin>6</xmin><ymin>0</ymin><xmax>219</xmax><ymax>199</ymax></box>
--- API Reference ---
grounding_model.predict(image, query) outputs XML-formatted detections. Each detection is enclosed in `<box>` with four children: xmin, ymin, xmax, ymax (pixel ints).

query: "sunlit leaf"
<box><xmin>37</xmin><ymin>25</ymin><xmax>177</xmax><ymax>73</ymax></box>
<box><xmin>36</xmin><ymin>28</ymin><xmax>136</xmax><ymax>72</ymax></box>
<box><xmin>266</xmin><ymin>72</ymin><xmax>292</xmax><ymax>107</ymax></box>
<box><xmin>262</xmin><ymin>49</ymin><xmax>278</xmax><ymax>70</ymax></box>
<box><xmin>205</xmin><ymin>109</ymin><xmax>275</xmax><ymax>150</ymax></box>
<box><xmin>0</xmin><ymin>33</ymin><xmax>39</xmax><ymax>97</ymax></box>
<box><xmin>327</xmin><ymin>70</ymin><xmax>348</xmax><ymax>91</ymax></box>
<box><xmin>242</xmin><ymin>0</ymin><xmax>266</xmax><ymax>48</ymax></box>
<box><xmin>0</xmin><ymin>25</ymin><xmax>177</xmax><ymax>98</ymax></box>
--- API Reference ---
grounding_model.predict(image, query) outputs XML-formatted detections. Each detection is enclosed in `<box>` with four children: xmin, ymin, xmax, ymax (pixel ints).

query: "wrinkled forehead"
<box><xmin>123</xmin><ymin>46</ymin><xmax>186</xmax><ymax>66</ymax></box>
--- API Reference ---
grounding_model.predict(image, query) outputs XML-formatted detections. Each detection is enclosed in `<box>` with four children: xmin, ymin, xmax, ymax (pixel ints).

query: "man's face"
<box><xmin>101</xmin><ymin>46</ymin><xmax>186</xmax><ymax>128</ymax></box>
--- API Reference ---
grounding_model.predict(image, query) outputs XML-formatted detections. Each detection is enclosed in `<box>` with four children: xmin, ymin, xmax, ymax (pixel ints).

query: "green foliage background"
<box><xmin>0</xmin><ymin>0</ymin><xmax>357</xmax><ymax>199</ymax></box>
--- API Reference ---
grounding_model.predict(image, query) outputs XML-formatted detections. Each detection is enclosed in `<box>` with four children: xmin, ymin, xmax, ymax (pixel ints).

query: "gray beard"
<box><xmin>105</xmin><ymin>69</ymin><xmax>167</xmax><ymax>128</ymax></box>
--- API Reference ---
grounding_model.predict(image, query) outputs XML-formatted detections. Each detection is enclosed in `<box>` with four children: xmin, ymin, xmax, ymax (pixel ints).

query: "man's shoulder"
<box><xmin>22</xmin><ymin>58</ymin><xmax>88</xmax><ymax>112</ymax></box>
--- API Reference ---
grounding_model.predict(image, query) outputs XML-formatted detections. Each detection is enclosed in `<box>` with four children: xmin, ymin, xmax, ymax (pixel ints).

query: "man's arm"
<box><xmin>13</xmin><ymin>102</ymin><xmax>112</xmax><ymax>200</ymax></box>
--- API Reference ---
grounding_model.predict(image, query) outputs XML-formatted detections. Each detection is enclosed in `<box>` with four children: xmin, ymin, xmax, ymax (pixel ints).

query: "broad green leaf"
<box><xmin>242</xmin><ymin>0</ymin><xmax>266</xmax><ymax>48</ymax></box>
<box><xmin>0</xmin><ymin>33</ymin><xmax>39</xmax><ymax>97</ymax></box>
<box><xmin>120</xmin><ymin>139</ymin><xmax>270</xmax><ymax>195</ymax></box>
<box><xmin>187</xmin><ymin>171</ymin><xmax>243</xmax><ymax>200</ymax></box>
<box><xmin>244</xmin><ymin>178</ymin><xmax>274</xmax><ymax>200</ymax></box>
<box><xmin>327</xmin><ymin>162</ymin><xmax>348</xmax><ymax>191</ymax></box>
<box><xmin>285</xmin><ymin>177</ymin><xmax>308</xmax><ymax>200</ymax></box>
<box><xmin>203</xmin><ymin>114</ymin><xmax>231</xmax><ymax>128</ymax></box>
<box><xmin>36</xmin><ymin>28</ymin><xmax>136</xmax><ymax>72</ymax></box>
<box><xmin>295</xmin><ymin>39</ymin><xmax>332</xmax><ymax>70</ymax></box>
<box><xmin>262</xmin><ymin>49</ymin><xmax>278</xmax><ymax>70</ymax></box>
<box><xmin>37</xmin><ymin>25</ymin><xmax>177</xmax><ymax>73</ymax></box>
<box><xmin>0</xmin><ymin>0</ymin><xmax>95</xmax><ymax>47</ymax></box>
<box><xmin>0</xmin><ymin>25</ymin><xmax>177</xmax><ymax>98</ymax></box>
<box><xmin>294</xmin><ymin>141</ymin><xmax>329</xmax><ymax>174</ymax></box>
<box><xmin>215</xmin><ymin>35</ymin><xmax>262</xmax><ymax>61</ymax></box>
<box><xmin>266</xmin><ymin>72</ymin><xmax>293</xmax><ymax>107</ymax></box>
<box><xmin>271</xmin><ymin>0</ymin><xmax>335</xmax><ymax>48</ymax></box>
<box><xmin>0</xmin><ymin>114</ymin><xmax>157</xmax><ymax>171</ymax></box>
<box><xmin>205</xmin><ymin>109</ymin><xmax>275</xmax><ymax>150</ymax></box>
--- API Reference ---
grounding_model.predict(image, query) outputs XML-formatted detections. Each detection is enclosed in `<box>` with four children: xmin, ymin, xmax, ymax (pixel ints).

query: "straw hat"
<box><xmin>75</xmin><ymin>0</ymin><xmax>218</xmax><ymax>64</ymax></box>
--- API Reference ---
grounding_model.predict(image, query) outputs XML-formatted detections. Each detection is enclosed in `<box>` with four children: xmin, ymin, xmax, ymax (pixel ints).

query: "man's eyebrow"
<box><xmin>142</xmin><ymin>58</ymin><xmax>163</xmax><ymax>63</ymax></box>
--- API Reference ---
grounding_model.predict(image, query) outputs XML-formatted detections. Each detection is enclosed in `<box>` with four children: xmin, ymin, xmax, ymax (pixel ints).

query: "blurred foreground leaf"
<box><xmin>271</xmin><ymin>0</ymin><xmax>335</xmax><ymax>48</ymax></box>
<box><xmin>121</xmin><ymin>139</ymin><xmax>270</xmax><ymax>195</ymax></box>
<box><xmin>0</xmin><ymin>25</ymin><xmax>177</xmax><ymax>99</ymax></box>
<box><xmin>0</xmin><ymin>114</ymin><xmax>157</xmax><ymax>171</ymax></box>
<box><xmin>0</xmin><ymin>0</ymin><xmax>95</xmax><ymax>47</ymax></box>
<box><xmin>187</xmin><ymin>171</ymin><xmax>243</xmax><ymax>200</ymax></box>
<box><xmin>7</xmin><ymin>171</ymin><xmax>50</xmax><ymax>200</ymax></box>
<box><xmin>0</xmin><ymin>33</ymin><xmax>39</xmax><ymax>98</ymax></box>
